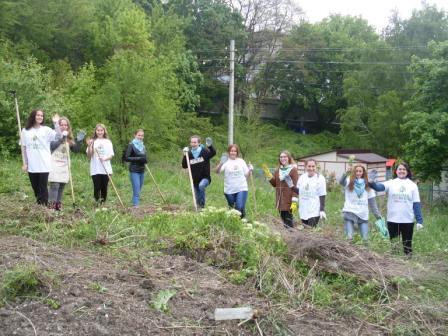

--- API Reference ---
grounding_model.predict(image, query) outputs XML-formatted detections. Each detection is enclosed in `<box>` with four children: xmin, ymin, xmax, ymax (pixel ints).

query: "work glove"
<box><xmin>290</xmin><ymin>198</ymin><xmax>298</xmax><ymax>213</ymax></box>
<box><xmin>416</xmin><ymin>223</ymin><xmax>424</xmax><ymax>230</ymax></box>
<box><xmin>183</xmin><ymin>147</ymin><xmax>189</xmax><ymax>154</ymax></box>
<box><xmin>319</xmin><ymin>211</ymin><xmax>327</xmax><ymax>220</ymax></box>
<box><xmin>76</xmin><ymin>130</ymin><xmax>86</xmax><ymax>142</ymax></box>
<box><xmin>220</xmin><ymin>153</ymin><xmax>228</xmax><ymax>164</ymax></box>
<box><xmin>205</xmin><ymin>137</ymin><xmax>213</xmax><ymax>147</ymax></box>
<box><xmin>61</xmin><ymin>130</ymin><xmax>68</xmax><ymax>138</ymax></box>
<box><xmin>262</xmin><ymin>164</ymin><xmax>273</xmax><ymax>179</ymax></box>
<box><xmin>284</xmin><ymin>174</ymin><xmax>294</xmax><ymax>188</ymax></box>
<box><xmin>247</xmin><ymin>163</ymin><xmax>254</xmax><ymax>171</ymax></box>
<box><xmin>368</xmin><ymin>169</ymin><xmax>378</xmax><ymax>182</ymax></box>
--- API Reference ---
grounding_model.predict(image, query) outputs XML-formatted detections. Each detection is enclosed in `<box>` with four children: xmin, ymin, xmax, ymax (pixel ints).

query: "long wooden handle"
<box><xmin>14</xmin><ymin>96</ymin><xmax>26</xmax><ymax>166</ymax></box>
<box><xmin>66</xmin><ymin>142</ymin><xmax>75</xmax><ymax>204</ymax></box>
<box><xmin>184</xmin><ymin>152</ymin><xmax>198</xmax><ymax>211</ymax></box>
<box><xmin>145</xmin><ymin>164</ymin><xmax>167</xmax><ymax>204</ymax></box>
<box><xmin>249</xmin><ymin>161</ymin><xmax>257</xmax><ymax>214</ymax></box>
<box><xmin>95</xmin><ymin>149</ymin><xmax>125</xmax><ymax>209</ymax></box>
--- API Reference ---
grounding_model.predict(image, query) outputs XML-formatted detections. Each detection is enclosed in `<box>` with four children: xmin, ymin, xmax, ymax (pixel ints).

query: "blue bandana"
<box><xmin>354</xmin><ymin>178</ymin><xmax>366</xmax><ymax>198</ymax></box>
<box><xmin>279</xmin><ymin>165</ymin><xmax>293</xmax><ymax>181</ymax></box>
<box><xmin>191</xmin><ymin>144</ymin><xmax>203</xmax><ymax>159</ymax></box>
<box><xmin>132</xmin><ymin>139</ymin><xmax>145</xmax><ymax>152</ymax></box>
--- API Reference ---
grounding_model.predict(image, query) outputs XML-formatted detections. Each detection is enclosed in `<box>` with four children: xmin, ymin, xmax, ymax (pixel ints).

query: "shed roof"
<box><xmin>298</xmin><ymin>149</ymin><xmax>388</xmax><ymax>163</ymax></box>
<box><xmin>338</xmin><ymin>153</ymin><xmax>388</xmax><ymax>163</ymax></box>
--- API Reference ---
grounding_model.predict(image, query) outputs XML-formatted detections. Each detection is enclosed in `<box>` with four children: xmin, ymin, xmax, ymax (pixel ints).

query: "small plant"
<box><xmin>0</xmin><ymin>264</ymin><xmax>55</xmax><ymax>302</ymax></box>
<box><xmin>151</xmin><ymin>289</ymin><xmax>176</xmax><ymax>313</ymax></box>
<box><xmin>44</xmin><ymin>297</ymin><xmax>61</xmax><ymax>309</ymax></box>
<box><xmin>88</xmin><ymin>282</ymin><xmax>108</xmax><ymax>293</ymax></box>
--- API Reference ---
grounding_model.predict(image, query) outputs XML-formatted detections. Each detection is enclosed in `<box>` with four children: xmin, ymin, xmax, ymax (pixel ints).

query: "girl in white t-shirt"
<box><xmin>369</xmin><ymin>162</ymin><xmax>423</xmax><ymax>256</ymax></box>
<box><xmin>294</xmin><ymin>159</ymin><xmax>327</xmax><ymax>227</ymax></box>
<box><xmin>21</xmin><ymin>109</ymin><xmax>57</xmax><ymax>205</ymax></box>
<box><xmin>86</xmin><ymin>124</ymin><xmax>114</xmax><ymax>203</ymax></box>
<box><xmin>215</xmin><ymin>144</ymin><xmax>253</xmax><ymax>218</ymax></box>
<box><xmin>339</xmin><ymin>165</ymin><xmax>382</xmax><ymax>242</ymax></box>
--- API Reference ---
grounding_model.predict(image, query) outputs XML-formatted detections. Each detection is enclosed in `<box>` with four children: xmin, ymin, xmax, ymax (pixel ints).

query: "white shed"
<box><xmin>297</xmin><ymin>149</ymin><xmax>388</xmax><ymax>182</ymax></box>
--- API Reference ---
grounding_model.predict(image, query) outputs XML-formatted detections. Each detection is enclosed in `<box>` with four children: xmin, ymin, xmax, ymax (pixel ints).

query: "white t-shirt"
<box><xmin>21</xmin><ymin>126</ymin><xmax>56</xmax><ymax>173</ymax></box>
<box><xmin>383</xmin><ymin>178</ymin><xmax>420</xmax><ymax>223</ymax></box>
<box><xmin>88</xmin><ymin>138</ymin><xmax>114</xmax><ymax>175</ymax></box>
<box><xmin>297</xmin><ymin>173</ymin><xmax>327</xmax><ymax>220</ymax></box>
<box><xmin>219</xmin><ymin>158</ymin><xmax>249</xmax><ymax>194</ymax></box>
<box><xmin>342</xmin><ymin>180</ymin><xmax>376</xmax><ymax>221</ymax></box>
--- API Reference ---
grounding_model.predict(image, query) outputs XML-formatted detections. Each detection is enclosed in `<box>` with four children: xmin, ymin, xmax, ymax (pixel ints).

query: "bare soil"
<box><xmin>0</xmin><ymin>236</ymin><xmax>384</xmax><ymax>336</ymax></box>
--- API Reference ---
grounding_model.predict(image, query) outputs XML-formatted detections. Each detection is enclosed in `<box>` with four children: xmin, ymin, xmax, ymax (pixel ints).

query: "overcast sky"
<box><xmin>298</xmin><ymin>0</ymin><xmax>447</xmax><ymax>31</ymax></box>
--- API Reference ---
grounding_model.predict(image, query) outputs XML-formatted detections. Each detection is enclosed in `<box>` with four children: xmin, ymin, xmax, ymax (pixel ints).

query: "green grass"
<box><xmin>0</xmin><ymin>151</ymin><xmax>447</xmax><ymax>332</ymax></box>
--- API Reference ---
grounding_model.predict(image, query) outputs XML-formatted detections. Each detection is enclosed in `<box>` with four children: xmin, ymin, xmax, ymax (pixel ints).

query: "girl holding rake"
<box><xmin>48</xmin><ymin>115</ymin><xmax>80</xmax><ymax>211</ymax></box>
<box><xmin>21</xmin><ymin>109</ymin><xmax>57</xmax><ymax>206</ymax></box>
<box><xmin>123</xmin><ymin>129</ymin><xmax>147</xmax><ymax>208</ymax></box>
<box><xmin>86</xmin><ymin>124</ymin><xmax>114</xmax><ymax>203</ymax></box>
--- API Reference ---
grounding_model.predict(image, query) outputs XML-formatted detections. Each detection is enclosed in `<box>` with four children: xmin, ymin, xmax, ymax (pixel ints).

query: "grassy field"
<box><xmin>0</xmin><ymin>149</ymin><xmax>447</xmax><ymax>334</ymax></box>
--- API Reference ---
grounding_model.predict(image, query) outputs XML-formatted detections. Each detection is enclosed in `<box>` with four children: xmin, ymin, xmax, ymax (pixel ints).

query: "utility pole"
<box><xmin>228</xmin><ymin>40</ymin><xmax>235</xmax><ymax>145</ymax></box>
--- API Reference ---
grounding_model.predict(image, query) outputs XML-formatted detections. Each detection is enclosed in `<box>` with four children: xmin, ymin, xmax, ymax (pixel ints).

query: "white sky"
<box><xmin>297</xmin><ymin>0</ymin><xmax>447</xmax><ymax>31</ymax></box>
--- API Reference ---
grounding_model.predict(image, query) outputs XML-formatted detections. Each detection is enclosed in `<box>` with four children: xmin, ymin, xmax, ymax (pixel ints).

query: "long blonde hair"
<box><xmin>59</xmin><ymin>117</ymin><xmax>74</xmax><ymax>144</ymax></box>
<box><xmin>92</xmin><ymin>123</ymin><xmax>109</xmax><ymax>139</ymax></box>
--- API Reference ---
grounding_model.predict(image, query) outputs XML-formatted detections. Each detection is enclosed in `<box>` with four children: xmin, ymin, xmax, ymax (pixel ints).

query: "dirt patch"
<box><xmin>0</xmin><ymin>236</ymin><xmax>386</xmax><ymax>336</ymax></box>
<box><xmin>128</xmin><ymin>203</ymin><xmax>185</xmax><ymax>218</ymax></box>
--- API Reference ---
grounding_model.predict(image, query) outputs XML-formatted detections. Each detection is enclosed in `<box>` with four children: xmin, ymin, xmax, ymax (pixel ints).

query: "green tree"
<box><xmin>402</xmin><ymin>41</ymin><xmax>448</xmax><ymax>181</ymax></box>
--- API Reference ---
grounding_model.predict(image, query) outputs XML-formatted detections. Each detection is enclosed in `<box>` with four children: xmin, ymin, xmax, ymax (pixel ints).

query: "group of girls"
<box><xmin>21</xmin><ymin>109</ymin><xmax>423</xmax><ymax>255</ymax></box>
<box><xmin>263</xmin><ymin>150</ymin><xmax>424</xmax><ymax>255</ymax></box>
<box><xmin>20</xmin><ymin>109</ymin><xmax>78</xmax><ymax>210</ymax></box>
<box><xmin>20</xmin><ymin>109</ymin><xmax>147</xmax><ymax>210</ymax></box>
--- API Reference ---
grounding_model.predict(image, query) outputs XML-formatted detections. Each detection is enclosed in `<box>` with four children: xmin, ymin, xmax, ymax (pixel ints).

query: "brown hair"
<box><xmin>348</xmin><ymin>165</ymin><xmax>370</xmax><ymax>191</ymax></box>
<box><xmin>278</xmin><ymin>150</ymin><xmax>295</xmax><ymax>166</ymax></box>
<box><xmin>134</xmin><ymin>129</ymin><xmax>144</xmax><ymax>135</ymax></box>
<box><xmin>25</xmin><ymin>109</ymin><xmax>45</xmax><ymax>130</ymax></box>
<box><xmin>393</xmin><ymin>161</ymin><xmax>413</xmax><ymax>180</ymax></box>
<box><xmin>190</xmin><ymin>135</ymin><xmax>201</xmax><ymax>142</ymax></box>
<box><xmin>227</xmin><ymin>144</ymin><xmax>240</xmax><ymax>157</ymax></box>
<box><xmin>92</xmin><ymin>123</ymin><xmax>109</xmax><ymax>139</ymax></box>
<box><xmin>305</xmin><ymin>158</ymin><xmax>317</xmax><ymax>166</ymax></box>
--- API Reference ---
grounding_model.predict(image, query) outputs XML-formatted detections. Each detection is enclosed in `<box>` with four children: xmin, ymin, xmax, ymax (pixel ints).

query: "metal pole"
<box><xmin>228</xmin><ymin>40</ymin><xmax>235</xmax><ymax>145</ymax></box>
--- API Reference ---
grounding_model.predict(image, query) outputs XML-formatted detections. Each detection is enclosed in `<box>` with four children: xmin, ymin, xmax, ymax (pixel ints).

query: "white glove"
<box><xmin>416</xmin><ymin>223</ymin><xmax>424</xmax><ymax>230</ymax></box>
<box><xmin>284</xmin><ymin>174</ymin><xmax>294</xmax><ymax>188</ymax></box>
<box><xmin>247</xmin><ymin>163</ymin><xmax>254</xmax><ymax>171</ymax></box>
<box><xmin>320</xmin><ymin>211</ymin><xmax>327</xmax><ymax>220</ymax></box>
<box><xmin>220</xmin><ymin>153</ymin><xmax>228</xmax><ymax>164</ymax></box>
<box><xmin>183</xmin><ymin>147</ymin><xmax>189</xmax><ymax>153</ymax></box>
<box><xmin>62</xmin><ymin>130</ymin><xmax>69</xmax><ymax>137</ymax></box>
<box><xmin>205</xmin><ymin>137</ymin><xmax>213</xmax><ymax>147</ymax></box>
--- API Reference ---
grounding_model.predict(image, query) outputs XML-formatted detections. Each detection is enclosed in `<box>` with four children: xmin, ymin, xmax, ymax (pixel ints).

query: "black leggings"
<box><xmin>280</xmin><ymin>211</ymin><xmax>294</xmax><ymax>228</ymax></box>
<box><xmin>92</xmin><ymin>174</ymin><xmax>109</xmax><ymax>202</ymax></box>
<box><xmin>302</xmin><ymin>216</ymin><xmax>320</xmax><ymax>228</ymax></box>
<box><xmin>387</xmin><ymin>222</ymin><xmax>414</xmax><ymax>255</ymax></box>
<box><xmin>28</xmin><ymin>172</ymin><xmax>49</xmax><ymax>205</ymax></box>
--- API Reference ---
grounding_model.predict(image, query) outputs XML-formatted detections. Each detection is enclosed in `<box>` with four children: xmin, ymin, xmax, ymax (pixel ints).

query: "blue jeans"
<box><xmin>224</xmin><ymin>190</ymin><xmax>248</xmax><ymax>218</ymax></box>
<box><xmin>344</xmin><ymin>219</ymin><xmax>369</xmax><ymax>240</ymax></box>
<box><xmin>194</xmin><ymin>178</ymin><xmax>209</xmax><ymax>208</ymax></box>
<box><xmin>130</xmin><ymin>172</ymin><xmax>145</xmax><ymax>206</ymax></box>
